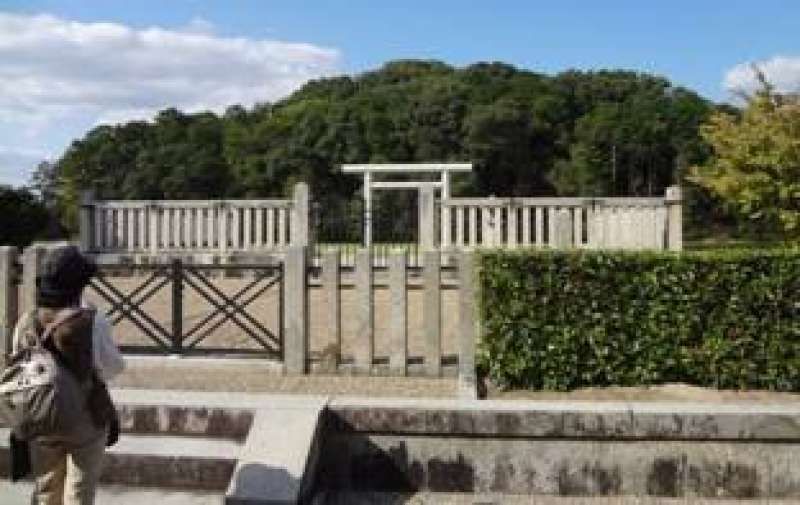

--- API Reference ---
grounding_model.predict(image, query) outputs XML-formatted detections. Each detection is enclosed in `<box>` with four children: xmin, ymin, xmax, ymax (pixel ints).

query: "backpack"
<box><xmin>0</xmin><ymin>308</ymin><xmax>97</xmax><ymax>441</ymax></box>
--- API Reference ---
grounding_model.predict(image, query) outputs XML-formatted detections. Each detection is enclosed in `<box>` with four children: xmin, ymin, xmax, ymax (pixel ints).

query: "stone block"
<box><xmin>225</xmin><ymin>404</ymin><xmax>325</xmax><ymax>504</ymax></box>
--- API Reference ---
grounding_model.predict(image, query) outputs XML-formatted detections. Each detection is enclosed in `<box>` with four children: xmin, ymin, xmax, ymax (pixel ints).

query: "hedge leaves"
<box><xmin>478</xmin><ymin>249</ymin><xmax>800</xmax><ymax>391</ymax></box>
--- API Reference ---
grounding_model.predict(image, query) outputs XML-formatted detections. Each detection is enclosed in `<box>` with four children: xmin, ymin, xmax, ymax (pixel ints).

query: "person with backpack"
<box><xmin>10</xmin><ymin>245</ymin><xmax>125</xmax><ymax>505</ymax></box>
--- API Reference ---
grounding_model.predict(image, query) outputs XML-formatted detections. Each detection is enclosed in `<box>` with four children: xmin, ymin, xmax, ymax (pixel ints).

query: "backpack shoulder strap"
<box><xmin>18</xmin><ymin>309</ymin><xmax>42</xmax><ymax>351</ymax></box>
<box><xmin>40</xmin><ymin>308</ymin><xmax>84</xmax><ymax>343</ymax></box>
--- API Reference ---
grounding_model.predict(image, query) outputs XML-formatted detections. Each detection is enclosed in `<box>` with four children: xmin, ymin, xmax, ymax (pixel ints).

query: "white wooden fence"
<box><xmin>80</xmin><ymin>184</ymin><xmax>309</xmax><ymax>255</ymax></box>
<box><xmin>439</xmin><ymin>194</ymin><xmax>679</xmax><ymax>251</ymax></box>
<box><xmin>80</xmin><ymin>183</ymin><xmax>682</xmax><ymax>257</ymax></box>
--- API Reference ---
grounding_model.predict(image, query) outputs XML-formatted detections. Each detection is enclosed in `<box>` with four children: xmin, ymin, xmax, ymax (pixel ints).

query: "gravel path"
<box><xmin>111</xmin><ymin>356</ymin><xmax>459</xmax><ymax>398</ymax></box>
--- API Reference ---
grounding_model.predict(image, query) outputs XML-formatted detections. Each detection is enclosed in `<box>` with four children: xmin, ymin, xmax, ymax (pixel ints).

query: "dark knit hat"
<box><xmin>36</xmin><ymin>246</ymin><xmax>97</xmax><ymax>308</ymax></box>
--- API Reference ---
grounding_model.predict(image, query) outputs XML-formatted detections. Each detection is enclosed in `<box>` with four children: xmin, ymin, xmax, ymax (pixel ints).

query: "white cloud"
<box><xmin>0</xmin><ymin>12</ymin><xmax>341</xmax><ymax>186</ymax></box>
<box><xmin>0</xmin><ymin>12</ymin><xmax>340</xmax><ymax>124</ymax></box>
<box><xmin>724</xmin><ymin>56</ymin><xmax>800</xmax><ymax>96</ymax></box>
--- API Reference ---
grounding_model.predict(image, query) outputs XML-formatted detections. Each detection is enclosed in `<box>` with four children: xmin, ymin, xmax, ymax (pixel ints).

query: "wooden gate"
<box><xmin>88</xmin><ymin>260</ymin><xmax>283</xmax><ymax>357</ymax></box>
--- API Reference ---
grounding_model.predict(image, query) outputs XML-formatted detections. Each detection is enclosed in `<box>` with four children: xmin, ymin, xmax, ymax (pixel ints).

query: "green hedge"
<box><xmin>478</xmin><ymin>249</ymin><xmax>800</xmax><ymax>391</ymax></box>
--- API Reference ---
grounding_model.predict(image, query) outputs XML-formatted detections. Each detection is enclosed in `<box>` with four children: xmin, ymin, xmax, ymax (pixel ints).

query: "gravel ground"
<box><xmin>110</xmin><ymin>356</ymin><xmax>459</xmax><ymax>398</ymax></box>
<box><xmin>488</xmin><ymin>383</ymin><xmax>800</xmax><ymax>403</ymax></box>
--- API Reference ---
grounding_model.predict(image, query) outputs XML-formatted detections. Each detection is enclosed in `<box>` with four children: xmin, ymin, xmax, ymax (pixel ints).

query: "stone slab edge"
<box><xmin>326</xmin><ymin>399</ymin><xmax>800</xmax><ymax>441</ymax></box>
<box><xmin>225</xmin><ymin>399</ymin><xmax>328</xmax><ymax>505</ymax></box>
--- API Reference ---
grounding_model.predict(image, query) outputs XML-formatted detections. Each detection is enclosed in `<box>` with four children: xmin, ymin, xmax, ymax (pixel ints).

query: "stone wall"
<box><xmin>316</xmin><ymin>400</ymin><xmax>800</xmax><ymax>499</ymax></box>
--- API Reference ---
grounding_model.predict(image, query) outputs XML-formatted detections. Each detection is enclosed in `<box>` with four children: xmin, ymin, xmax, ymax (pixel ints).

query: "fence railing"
<box><xmin>80</xmin><ymin>184</ymin><xmax>310</xmax><ymax>255</ymax></box>
<box><xmin>285</xmin><ymin>247</ymin><xmax>475</xmax><ymax>391</ymax></box>
<box><xmin>81</xmin><ymin>184</ymin><xmax>681</xmax><ymax>258</ymax></box>
<box><xmin>438</xmin><ymin>186</ymin><xmax>682</xmax><ymax>251</ymax></box>
<box><xmin>2</xmin><ymin>245</ymin><xmax>475</xmax><ymax>392</ymax></box>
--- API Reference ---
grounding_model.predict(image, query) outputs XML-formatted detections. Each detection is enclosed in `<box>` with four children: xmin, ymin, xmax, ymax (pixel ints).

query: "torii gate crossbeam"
<box><xmin>341</xmin><ymin>163</ymin><xmax>472</xmax><ymax>248</ymax></box>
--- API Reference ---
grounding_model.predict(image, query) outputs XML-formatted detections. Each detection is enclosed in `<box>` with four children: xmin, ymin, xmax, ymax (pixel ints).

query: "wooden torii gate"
<box><xmin>341</xmin><ymin>163</ymin><xmax>472</xmax><ymax>248</ymax></box>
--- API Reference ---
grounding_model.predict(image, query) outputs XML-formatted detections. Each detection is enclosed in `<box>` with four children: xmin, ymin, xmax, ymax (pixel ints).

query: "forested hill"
<box><xmin>48</xmin><ymin>60</ymin><xmax>717</xmax><ymax>222</ymax></box>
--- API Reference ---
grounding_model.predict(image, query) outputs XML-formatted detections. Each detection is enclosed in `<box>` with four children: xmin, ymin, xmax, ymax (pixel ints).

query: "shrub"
<box><xmin>478</xmin><ymin>249</ymin><xmax>800</xmax><ymax>391</ymax></box>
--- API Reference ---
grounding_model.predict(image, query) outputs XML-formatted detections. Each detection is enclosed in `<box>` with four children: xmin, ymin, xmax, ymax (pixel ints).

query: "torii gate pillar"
<box><xmin>341</xmin><ymin>163</ymin><xmax>472</xmax><ymax>248</ymax></box>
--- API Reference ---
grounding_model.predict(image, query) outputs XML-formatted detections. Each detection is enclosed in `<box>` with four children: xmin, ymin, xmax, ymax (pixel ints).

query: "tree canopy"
<box><xmin>0</xmin><ymin>185</ymin><xmax>51</xmax><ymax>247</ymax></box>
<box><xmin>46</xmin><ymin>60</ymin><xmax>715</xmax><ymax>229</ymax></box>
<box><xmin>689</xmin><ymin>78</ymin><xmax>800</xmax><ymax>239</ymax></box>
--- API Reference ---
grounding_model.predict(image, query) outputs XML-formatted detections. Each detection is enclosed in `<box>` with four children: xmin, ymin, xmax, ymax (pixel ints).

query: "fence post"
<box><xmin>79</xmin><ymin>190</ymin><xmax>95</xmax><ymax>252</ymax></box>
<box><xmin>322</xmin><ymin>250</ymin><xmax>341</xmax><ymax>368</ymax></box>
<box><xmin>291</xmin><ymin>182</ymin><xmax>310</xmax><ymax>247</ymax></box>
<box><xmin>389</xmin><ymin>250</ymin><xmax>408</xmax><ymax>375</ymax></box>
<box><xmin>284</xmin><ymin>246</ymin><xmax>309</xmax><ymax>374</ymax></box>
<box><xmin>553</xmin><ymin>208</ymin><xmax>573</xmax><ymax>248</ymax></box>
<box><xmin>665</xmin><ymin>186</ymin><xmax>683</xmax><ymax>251</ymax></box>
<box><xmin>587</xmin><ymin>201</ymin><xmax>606</xmax><ymax>249</ymax></box>
<box><xmin>0</xmin><ymin>246</ymin><xmax>19</xmax><ymax>364</ymax></box>
<box><xmin>458</xmin><ymin>252</ymin><xmax>478</xmax><ymax>399</ymax></box>
<box><xmin>353</xmin><ymin>248</ymin><xmax>373</xmax><ymax>373</ymax></box>
<box><xmin>420</xmin><ymin>186</ymin><xmax>436</xmax><ymax>251</ymax></box>
<box><xmin>149</xmin><ymin>203</ymin><xmax>160</xmax><ymax>255</ymax></box>
<box><xmin>423</xmin><ymin>250</ymin><xmax>441</xmax><ymax>377</ymax></box>
<box><xmin>21</xmin><ymin>245</ymin><xmax>45</xmax><ymax>317</ymax></box>
<box><xmin>218</xmin><ymin>202</ymin><xmax>229</xmax><ymax>256</ymax></box>
<box><xmin>171</xmin><ymin>259</ymin><xmax>183</xmax><ymax>354</ymax></box>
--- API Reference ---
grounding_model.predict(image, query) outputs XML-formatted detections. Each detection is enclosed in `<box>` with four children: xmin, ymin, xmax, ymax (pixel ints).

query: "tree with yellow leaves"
<box><xmin>689</xmin><ymin>75</ymin><xmax>800</xmax><ymax>238</ymax></box>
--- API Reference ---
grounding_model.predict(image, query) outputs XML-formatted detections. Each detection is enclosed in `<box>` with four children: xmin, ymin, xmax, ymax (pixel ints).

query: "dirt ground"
<box><xmin>488</xmin><ymin>382</ymin><xmax>800</xmax><ymax>403</ymax></box>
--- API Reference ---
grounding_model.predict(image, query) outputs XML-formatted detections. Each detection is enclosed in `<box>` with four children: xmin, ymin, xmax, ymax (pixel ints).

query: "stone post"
<box><xmin>291</xmin><ymin>182</ymin><xmax>310</xmax><ymax>247</ymax></box>
<box><xmin>552</xmin><ymin>208</ymin><xmax>573</xmax><ymax>249</ymax></box>
<box><xmin>149</xmin><ymin>203</ymin><xmax>160</xmax><ymax>255</ymax></box>
<box><xmin>423</xmin><ymin>250</ymin><xmax>441</xmax><ymax>377</ymax></box>
<box><xmin>322</xmin><ymin>250</ymin><xmax>341</xmax><ymax>367</ymax></box>
<box><xmin>388</xmin><ymin>251</ymin><xmax>408</xmax><ymax>375</ymax></box>
<box><xmin>665</xmin><ymin>185</ymin><xmax>683</xmax><ymax>251</ymax></box>
<box><xmin>79</xmin><ymin>190</ymin><xmax>95</xmax><ymax>252</ymax></box>
<box><xmin>0</xmin><ymin>246</ymin><xmax>19</xmax><ymax>363</ymax></box>
<box><xmin>419</xmin><ymin>186</ymin><xmax>436</xmax><ymax>251</ymax></box>
<box><xmin>218</xmin><ymin>202</ymin><xmax>229</xmax><ymax>256</ymax></box>
<box><xmin>283</xmin><ymin>246</ymin><xmax>309</xmax><ymax>374</ymax></box>
<box><xmin>21</xmin><ymin>245</ymin><xmax>45</xmax><ymax>317</ymax></box>
<box><xmin>587</xmin><ymin>200</ymin><xmax>606</xmax><ymax>249</ymax></box>
<box><xmin>354</xmin><ymin>248</ymin><xmax>373</xmax><ymax>373</ymax></box>
<box><xmin>458</xmin><ymin>252</ymin><xmax>478</xmax><ymax>399</ymax></box>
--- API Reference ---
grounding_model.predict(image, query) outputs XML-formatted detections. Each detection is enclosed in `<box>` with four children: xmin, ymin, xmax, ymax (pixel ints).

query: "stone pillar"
<box><xmin>419</xmin><ymin>186</ymin><xmax>436</xmax><ymax>251</ymax></box>
<box><xmin>322</xmin><ymin>250</ymin><xmax>341</xmax><ymax>366</ymax></box>
<box><xmin>587</xmin><ymin>201</ymin><xmax>606</xmax><ymax>249</ymax></box>
<box><xmin>423</xmin><ymin>250</ymin><xmax>441</xmax><ymax>377</ymax></box>
<box><xmin>354</xmin><ymin>248</ymin><xmax>373</xmax><ymax>373</ymax></box>
<box><xmin>665</xmin><ymin>185</ymin><xmax>683</xmax><ymax>251</ymax></box>
<box><xmin>458</xmin><ymin>252</ymin><xmax>478</xmax><ymax>399</ymax></box>
<box><xmin>552</xmin><ymin>208</ymin><xmax>573</xmax><ymax>249</ymax></box>
<box><xmin>507</xmin><ymin>202</ymin><xmax>518</xmax><ymax>248</ymax></box>
<box><xmin>149</xmin><ymin>203</ymin><xmax>160</xmax><ymax>255</ymax></box>
<box><xmin>363</xmin><ymin>172</ymin><xmax>372</xmax><ymax>248</ymax></box>
<box><xmin>388</xmin><ymin>251</ymin><xmax>407</xmax><ymax>375</ymax></box>
<box><xmin>79</xmin><ymin>190</ymin><xmax>95</xmax><ymax>252</ymax></box>
<box><xmin>218</xmin><ymin>202</ymin><xmax>229</xmax><ymax>256</ymax></box>
<box><xmin>21</xmin><ymin>245</ymin><xmax>45</xmax><ymax>316</ymax></box>
<box><xmin>0</xmin><ymin>246</ymin><xmax>19</xmax><ymax>363</ymax></box>
<box><xmin>283</xmin><ymin>246</ymin><xmax>308</xmax><ymax>374</ymax></box>
<box><xmin>291</xmin><ymin>182</ymin><xmax>310</xmax><ymax>247</ymax></box>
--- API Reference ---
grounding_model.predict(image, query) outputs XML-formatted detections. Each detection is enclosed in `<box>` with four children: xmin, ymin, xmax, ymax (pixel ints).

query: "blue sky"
<box><xmin>1</xmin><ymin>0</ymin><xmax>799</xmax><ymax>186</ymax></box>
